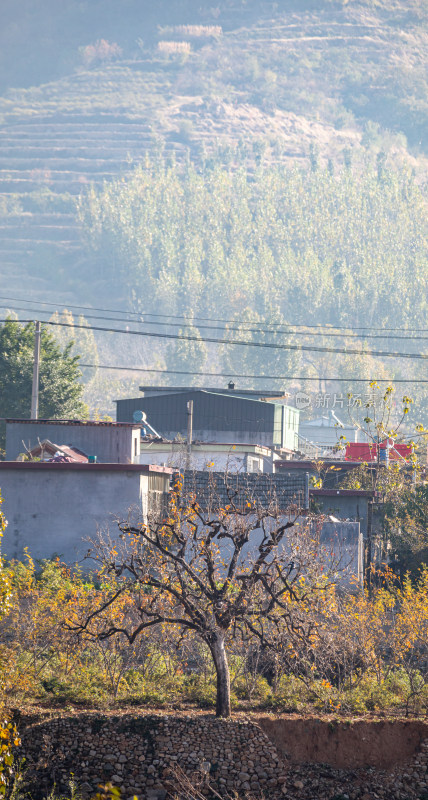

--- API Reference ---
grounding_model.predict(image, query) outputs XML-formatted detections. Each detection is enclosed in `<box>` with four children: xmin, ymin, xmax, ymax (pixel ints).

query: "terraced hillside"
<box><xmin>0</xmin><ymin>117</ymin><xmax>168</xmax><ymax>300</ymax></box>
<box><xmin>0</xmin><ymin>0</ymin><xmax>426</xmax><ymax>304</ymax></box>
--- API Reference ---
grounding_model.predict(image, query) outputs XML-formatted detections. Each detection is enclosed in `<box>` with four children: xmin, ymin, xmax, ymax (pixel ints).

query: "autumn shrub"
<box><xmin>266</xmin><ymin>674</ymin><xmax>309</xmax><ymax>712</ymax></box>
<box><xmin>1</xmin><ymin>551</ymin><xmax>427</xmax><ymax>717</ymax></box>
<box><xmin>234</xmin><ymin>674</ymin><xmax>272</xmax><ymax>704</ymax></box>
<box><xmin>124</xmin><ymin>670</ymin><xmax>186</xmax><ymax>707</ymax></box>
<box><xmin>0</xmin><ymin>492</ymin><xmax>20</xmax><ymax>796</ymax></box>
<box><xmin>184</xmin><ymin>675</ymin><xmax>217</xmax><ymax>708</ymax></box>
<box><xmin>336</xmin><ymin>672</ymin><xmax>403</xmax><ymax>715</ymax></box>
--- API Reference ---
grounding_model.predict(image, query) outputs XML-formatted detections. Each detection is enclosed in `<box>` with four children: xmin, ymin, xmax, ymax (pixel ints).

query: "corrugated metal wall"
<box><xmin>116</xmin><ymin>390</ymin><xmax>280</xmax><ymax>444</ymax></box>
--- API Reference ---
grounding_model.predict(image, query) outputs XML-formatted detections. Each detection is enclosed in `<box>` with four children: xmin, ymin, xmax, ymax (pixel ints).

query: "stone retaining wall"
<box><xmin>19</xmin><ymin>713</ymin><xmax>286</xmax><ymax>799</ymax></box>
<box><xmin>17</xmin><ymin>713</ymin><xmax>428</xmax><ymax>800</ymax></box>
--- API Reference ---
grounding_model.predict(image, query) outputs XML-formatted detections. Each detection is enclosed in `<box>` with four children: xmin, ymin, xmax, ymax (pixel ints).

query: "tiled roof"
<box><xmin>49</xmin><ymin>445</ymin><xmax>89</xmax><ymax>463</ymax></box>
<box><xmin>179</xmin><ymin>470</ymin><xmax>309</xmax><ymax>512</ymax></box>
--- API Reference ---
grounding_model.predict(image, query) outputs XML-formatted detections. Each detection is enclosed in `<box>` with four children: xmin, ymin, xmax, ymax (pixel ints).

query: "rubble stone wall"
<box><xmin>19</xmin><ymin>713</ymin><xmax>286</xmax><ymax>799</ymax></box>
<box><xmin>18</xmin><ymin>713</ymin><xmax>428</xmax><ymax>800</ymax></box>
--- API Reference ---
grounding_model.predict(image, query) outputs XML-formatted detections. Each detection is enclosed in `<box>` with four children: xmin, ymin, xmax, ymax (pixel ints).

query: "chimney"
<box><xmin>228</xmin><ymin>381</ymin><xmax>235</xmax><ymax>390</ymax></box>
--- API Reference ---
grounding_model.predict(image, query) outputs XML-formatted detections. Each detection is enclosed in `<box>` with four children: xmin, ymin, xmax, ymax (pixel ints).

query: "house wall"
<box><xmin>299</xmin><ymin>423</ymin><xmax>363</xmax><ymax>446</ymax></box>
<box><xmin>282</xmin><ymin>405</ymin><xmax>299</xmax><ymax>451</ymax></box>
<box><xmin>310</xmin><ymin>491</ymin><xmax>371</xmax><ymax>538</ymax></box>
<box><xmin>6</xmin><ymin>422</ymin><xmax>140</xmax><ymax>464</ymax></box>
<box><xmin>138</xmin><ymin>445</ymin><xmax>275</xmax><ymax>473</ymax></box>
<box><xmin>207</xmin><ymin>517</ymin><xmax>362</xmax><ymax>589</ymax></box>
<box><xmin>319</xmin><ymin>521</ymin><xmax>363</xmax><ymax>588</ymax></box>
<box><xmin>0</xmin><ymin>463</ymin><xmax>170</xmax><ymax>564</ymax></box>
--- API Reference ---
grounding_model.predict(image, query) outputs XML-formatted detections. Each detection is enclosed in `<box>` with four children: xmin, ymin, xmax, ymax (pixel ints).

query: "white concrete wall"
<box><xmin>185</xmin><ymin>514</ymin><xmax>362</xmax><ymax>590</ymax></box>
<box><xmin>299</xmin><ymin>424</ymin><xmax>365</xmax><ymax>446</ymax></box>
<box><xmin>138</xmin><ymin>447</ymin><xmax>273</xmax><ymax>473</ymax></box>
<box><xmin>0</xmin><ymin>467</ymin><xmax>150</xmax><ymax>564</ymax></box>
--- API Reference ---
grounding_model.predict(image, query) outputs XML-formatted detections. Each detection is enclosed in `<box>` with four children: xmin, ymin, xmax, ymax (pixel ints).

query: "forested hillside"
<box><xmin>0</xmin><ymin>0</ymin><xmax>426</xmax><ymax>416</ymax></box>
<box><xmin>78</xmin><ymin>155</ymin><xmax>426</xmax><ymax>329</ymax></box>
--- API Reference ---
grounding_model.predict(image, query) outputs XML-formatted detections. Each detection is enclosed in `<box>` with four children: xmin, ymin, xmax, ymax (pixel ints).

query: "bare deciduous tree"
<box><xmin>71</xmin><ymin>476</ymin><xmax>336</xmax><ymax>717</ymax></box>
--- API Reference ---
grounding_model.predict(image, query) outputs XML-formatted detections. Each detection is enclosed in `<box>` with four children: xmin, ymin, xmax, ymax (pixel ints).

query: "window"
<box><xmin>148</xmin><ymin>474</ymin><xmax>170</xmax><ymax>520</ymax></box>
<box><xmin>248</xmin><ymin>457</ymin><xmax>262</xmax><ymax>473</ymax></box>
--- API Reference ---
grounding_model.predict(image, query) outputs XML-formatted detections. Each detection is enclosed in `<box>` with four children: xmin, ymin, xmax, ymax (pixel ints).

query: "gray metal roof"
<box><xmin>116</xmin><ymin>389</ymin><xmax>278</xmax><ymax>434</ymax></box>
<box><xmin>137</xmin><ymin>385</ymin><xmax>286</xmax><ymax>398</ymax></box>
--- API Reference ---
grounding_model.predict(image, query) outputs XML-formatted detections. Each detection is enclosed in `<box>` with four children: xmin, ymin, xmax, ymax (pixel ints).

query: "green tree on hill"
<box><xmin>223</xmin><ymin>307</ymin><xmax>301</xmax><ymax>389</ymax></box>
<box><xmin>0</xmin><ymin>318</ymin><xmax>87</xmax><ymax>450</ymax></box>
<box><xmin>166</xmin><ymin>319</ymin><xmax>208</xmax><ymax>386</ymax></box>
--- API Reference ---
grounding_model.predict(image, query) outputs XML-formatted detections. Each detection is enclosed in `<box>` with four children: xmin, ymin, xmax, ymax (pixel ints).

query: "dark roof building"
<box><xmin>116</xmin><ymin>389</ymin><xmax>299</xmax><ymax>452</ymax></box>
<box><xmin>138</xmin><ymin>384</ymin><xmax>288</xmax><ymax>400</ymax></box>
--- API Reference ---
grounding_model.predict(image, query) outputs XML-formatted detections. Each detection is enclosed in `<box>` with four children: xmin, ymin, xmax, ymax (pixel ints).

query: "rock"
<box><xmin>146</xmin><ymin>791</ymin><xmax>166</xmax><ymax>800</ymax></box>
<box><xmin>78</xmin><ymin>784</ymin><xmax>92</xmax><ymax>797</ymax></box>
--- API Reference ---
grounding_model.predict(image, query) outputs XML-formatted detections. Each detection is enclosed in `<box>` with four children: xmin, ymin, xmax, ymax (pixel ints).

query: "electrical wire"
<box><xmin>1</xmin><ymin>303</ymin><xmax>428</xmax><ymax>342</ymax></box>
<box><xmin>79</xmin><ymin>363</ymin><xmax>428</xmax><ymax>382</ymax></box>
<box><xmin>1</xmin><ymin>318</ymin><xmax>427</xmax><ymax>361</ymax></box>
<box><xmin>1</xmin><ymin>294</ymin><xmax>427</xmax><ymax>334</ymax></box>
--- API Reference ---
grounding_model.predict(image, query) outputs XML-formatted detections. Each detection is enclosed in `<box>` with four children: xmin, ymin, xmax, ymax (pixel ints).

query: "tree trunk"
<box><xmin>209</xmin><ymin>634</ymin><xmax>231</xmax><ymax>718</ymax></box>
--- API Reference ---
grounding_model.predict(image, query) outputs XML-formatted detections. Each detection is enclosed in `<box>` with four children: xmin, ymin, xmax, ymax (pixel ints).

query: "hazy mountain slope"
<box><xmin>0</xmin><ymin>0</ymin><xmax>426</xmax><ymax>305</ymax></box>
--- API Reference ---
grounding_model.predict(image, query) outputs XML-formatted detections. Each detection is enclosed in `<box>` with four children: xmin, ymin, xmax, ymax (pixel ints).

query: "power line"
<box><xmin>79</xmin><ymin>363</ymin><xmax>428</xmax><ymax>382</ymax></box>
<box><xmin>1</xmin><ymin>294</ymin><xmax>427</xmax><ymax>334</ymax></box>
<box><xmin>2</xmin><ymin>304</ymin><xmax>428</xmax><ymax>342</ymax></box>
<box><xmin>2</xmin><ymin>318</ymin><xmax>428</xmax><ymax>361</ymax></box>
<box><xmin>40</xmin><ymin>320</ymin><xmax>428</xmax><ymax>361</ymax></box>
<box><xmin>43</xmin><ymin>318</ymin><xmax>428</xmax><ymax>362</ymax></box>
<box><xmin>3</xmin><ymin>311</ymin><xmax>426</xmax><ymax>381</ymax></box>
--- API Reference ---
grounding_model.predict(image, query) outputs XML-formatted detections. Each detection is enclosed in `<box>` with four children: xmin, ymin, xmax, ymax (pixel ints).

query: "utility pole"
<box><xmin>186</xmin><ymin>400</ymin><xmax>193</xmax><ymax>469</ymax></box>
<box><xmin>31</xmin><ymin>321</ymin><xmax>41</xmax><ymax>419</ymax></box>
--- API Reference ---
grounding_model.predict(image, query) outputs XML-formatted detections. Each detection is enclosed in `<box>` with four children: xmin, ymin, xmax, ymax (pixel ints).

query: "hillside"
<box><xmin>0</xmin><ymin>0</ymin><xmax>426</xmax><ymax>299</ymax></box>
<box><xmin>0</xmin><ymin>0</ymin><xmax>426</xmax><ymax>420</ymax></box>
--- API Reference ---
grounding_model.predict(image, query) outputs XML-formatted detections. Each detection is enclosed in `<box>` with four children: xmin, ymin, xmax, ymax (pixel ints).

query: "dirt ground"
<box><xmin>256</xmin><ymin>715</ymin><xmax>428</xmax><ymax>769</ymax></box>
